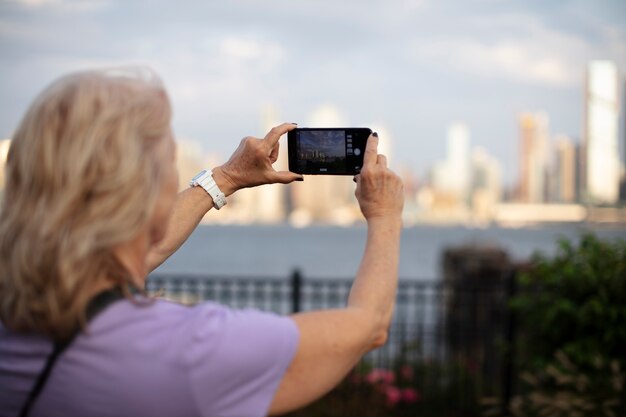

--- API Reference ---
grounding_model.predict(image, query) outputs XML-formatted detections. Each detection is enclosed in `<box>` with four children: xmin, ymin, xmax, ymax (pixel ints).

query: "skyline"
<box><xmin>0</xmin><ymin>0</ymin><xmax>625</xmax><ymax>186</ymax></box>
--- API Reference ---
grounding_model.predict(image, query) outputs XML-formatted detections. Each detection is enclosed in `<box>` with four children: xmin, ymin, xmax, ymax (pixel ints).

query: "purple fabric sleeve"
<box><xmin>183</xmin><ymin>305</ymin><xmax>299</xmax><ymax>417</ymax></box>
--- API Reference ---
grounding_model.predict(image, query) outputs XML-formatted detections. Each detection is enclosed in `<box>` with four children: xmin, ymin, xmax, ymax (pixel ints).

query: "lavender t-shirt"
<box><xmin>0</xmin><ymin>298</ymin><xmax>299</xmax><ymax>417</ymax></box>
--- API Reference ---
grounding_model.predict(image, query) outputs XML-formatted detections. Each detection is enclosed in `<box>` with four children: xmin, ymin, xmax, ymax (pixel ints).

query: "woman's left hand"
<box><xmin>212</xmin><ymin>123</ymin><xmax>303</xmax><ymax>196</ymax></box>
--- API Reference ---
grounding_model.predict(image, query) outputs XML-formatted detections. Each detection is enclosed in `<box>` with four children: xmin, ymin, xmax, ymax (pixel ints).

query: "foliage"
<box><xmin>483</xmin><ymin>350</ymin><xmax>625</xmax><ymax>417</ymax></box>
<box><xmin>509</xmin><ymin>233</ymin><xmax>626</xmax><ymax>370</ymax></box>
<box><xmin>491</xmin><ymin>233</ymin><xmax>626</xmax><ymax>417</ymax></box>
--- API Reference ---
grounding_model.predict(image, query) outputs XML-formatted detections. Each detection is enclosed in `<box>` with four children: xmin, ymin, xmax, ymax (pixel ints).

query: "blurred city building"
<box><xmin>575</xmin><ymin>142</ymin><xmax>586</xmax><ymax>203</ymax></box>
<box><xmin>552</xmin><ymin>135</ymin><xmax>577</xmax><ymax>203</ymax></box>
<box><xmin>621</xmin><ymin>78</ymin><xmax>626</xmax><ymax>203</ymax></box>
<box><xmin>3</xmin><ymin>66</ymin><xmax>622</xmax><ymax>227</ymax></box>
<box><xmin>420</xmin><ymin>123</ymin><xmax>505</xmax><ymax>224</ymax></box>
<box><xmin>583</xmin><ymin>60</ymin><xmax>620</xmax><ymax>204</ymax></box>
<box><xmin>470</xmin><ymin>147</ymin><xmax>502</xmax><ymax>222</ymax></box>
<box><xmin>0</xmin><ymin>139</ymin><xmax>10</xmax><ymax>196</ymax></box>
<box><xmin>517</xmin><ymin>112</ymin><xmax>549</xmax><ymax>203</ymax></box>
<box><xmin>399</xmin><ymin>165</ymin><xmax>420</xmax><ymax>226</ymax></box>
<box><xmin>431</xmin><ymin>123</ymin><xmax>471</xmax><ymax>207</ymax></box>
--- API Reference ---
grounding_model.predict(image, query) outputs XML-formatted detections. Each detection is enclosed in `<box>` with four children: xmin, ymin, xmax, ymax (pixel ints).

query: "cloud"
<box><xmin>11</xmin><ymin>0</ymin><xmax>110</xmax><ymax>12</ymax></box>
<box><xmin>155</xmin><ymin>36</ymin><xmax>286</xmax><ymax>104</ymax></box>
<box><xmin>413</xmin><ymin>39</ymin><xmax>579</xmax><ymax>86</ymax></box>
<box><xmin>408</xmin><ymin>15</ymin><xmax>600</xmax><ymax>87</ymax></box>
<box><xmin>217</xmin><ymin>36</ymin><xmax>285</xmax><ymax>73</ymax></box>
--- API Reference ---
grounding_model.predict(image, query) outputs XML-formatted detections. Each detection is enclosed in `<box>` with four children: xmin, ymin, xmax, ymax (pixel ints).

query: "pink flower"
<box><xmin>385</xmin><ymin>386</ymin><xmax>402</xmax><ymax>407</ymax></box>
<box><xmin>365</xmin><ymin>368</ymin><xmax>395</xmax><ymax>385</ymax></box>
<box><xmin>381</xmin><ymin>369</ymin><xmax>395</xmax><ymax>385</ymax></box>
<box><xmin>401</xmin><ymin>388</ymin><xmax>420</xmax><ymax>403</ymax></box>
<box><xmin>400</xmin><ymin>365</ymin><xmax>414</xmax><ymax>381</ymax></box>
<box><xmin>365</xmin><ymin>369</ymin><xmax>383</xmax><ymax>384</ymax></box>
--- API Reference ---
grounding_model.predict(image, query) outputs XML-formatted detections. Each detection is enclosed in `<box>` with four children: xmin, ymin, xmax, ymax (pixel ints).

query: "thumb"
<box><xmin>271</xmin><ymin>171</ymin><xmax>304</xmax><ymax>184</ymax></box>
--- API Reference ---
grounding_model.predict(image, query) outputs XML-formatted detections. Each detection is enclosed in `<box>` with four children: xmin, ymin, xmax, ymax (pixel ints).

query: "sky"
<box><xmin>1</xmin><ymin>0</ymin><xmax>625</xmax><ymax>186</ymax></box>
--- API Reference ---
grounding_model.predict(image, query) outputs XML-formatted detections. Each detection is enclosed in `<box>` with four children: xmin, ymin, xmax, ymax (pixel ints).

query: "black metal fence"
<box><xmin>146</xmin><ymin>270</ymin><xmax>516</xmax><ymax>415</ymax></box>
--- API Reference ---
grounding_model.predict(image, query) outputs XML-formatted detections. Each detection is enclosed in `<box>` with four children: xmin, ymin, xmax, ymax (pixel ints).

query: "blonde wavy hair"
<box><xmin>0</xmin><ymin>68</ymin><xmax>171</xmax><ymax>341</ymax></box>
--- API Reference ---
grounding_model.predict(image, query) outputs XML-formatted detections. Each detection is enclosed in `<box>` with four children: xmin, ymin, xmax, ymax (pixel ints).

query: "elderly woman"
<box><xmin>0</xmin><ymin>69</ymin><xmax>403</xmax><ymax>417</ymax></box>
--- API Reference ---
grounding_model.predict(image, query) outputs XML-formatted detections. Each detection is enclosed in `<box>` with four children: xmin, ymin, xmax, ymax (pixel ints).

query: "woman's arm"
<box><xmin>146</xmin><ymin>123</ymin><xmax>302</xmax><ymax>272</ymax></box>
<box><xmin>269</xmin><ymin>134</ymin><xmax>404</xmax><ymax>415</ymax></box>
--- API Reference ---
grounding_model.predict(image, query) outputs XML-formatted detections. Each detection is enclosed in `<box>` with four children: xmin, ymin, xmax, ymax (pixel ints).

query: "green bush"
<box><xmin>510</xmin><ymin>233</ymin><xmax>626</xmax><ymax>369</ymax></box>
<box><xmin>511</xmin><ymin>351</ymin><xmax>624</xmax><ymax>417</ymax></box>
<box><xmin>501</xmin><ymin>233</ymin><xmax>626</xmax><ymax>417</ymax></box>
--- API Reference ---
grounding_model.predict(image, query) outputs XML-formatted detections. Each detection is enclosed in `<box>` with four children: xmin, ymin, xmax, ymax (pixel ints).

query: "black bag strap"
<box><xmin>18</xmin><ymin>287</ymin><xmax>125</xmax><ymax>417</ymax></box>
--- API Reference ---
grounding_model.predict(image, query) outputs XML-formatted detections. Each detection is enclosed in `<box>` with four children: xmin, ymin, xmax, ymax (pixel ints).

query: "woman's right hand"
<box><xmin>354</xmin><ymin>133</ymin><xmax>404</xmax><ymax>222</ymax></box>
<box><xmin>212</xmin><ymin>123</ymin><xmax>302</xmax><ymax>196</ymax></box>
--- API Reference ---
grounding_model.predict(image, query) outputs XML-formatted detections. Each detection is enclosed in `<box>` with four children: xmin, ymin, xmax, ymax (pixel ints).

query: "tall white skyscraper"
<box><xmin>432</xmin><ymin>123</ymin><xmax>471</xmax><ymax>203</ymax></box>
<box><xmin>584</xmin><ymin>60</ymin><xmax>620</xmax><ymax>204</ymax></box>
<box><xmin>447</xmin><ymin>123</ymin><xmax>471</xmax><ymax>200</ymax></box>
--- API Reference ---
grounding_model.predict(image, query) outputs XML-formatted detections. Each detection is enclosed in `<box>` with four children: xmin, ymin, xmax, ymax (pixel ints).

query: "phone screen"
<box><xmin>288</xmin><ymin>128</ymin><xmax>371</xmax><ymax>175</ymax></box>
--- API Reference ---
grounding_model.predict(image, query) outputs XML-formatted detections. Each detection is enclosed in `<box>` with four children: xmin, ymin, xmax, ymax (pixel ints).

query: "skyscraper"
<box><xmin>517</xmin><ymin>112</ymin><xmax>549</xmax><ymax>203</ymax></box>
<box><xmin>0</xmin><ymin>139</ymin><xmax>12</xmax><ymax>194</ymax></box>
<box><xmin>471</xmin><ymin>148</ymin><xmax>502</xmax><ymax>201</ymax></box>
<box><xmin>553</xmin><ymin>135</ymin><xmax>576</xmax><ymax>203</ymax></box>
<box><xmin>584</xmin><ymin>60</ymin><xmax>620</xmax><ymax>204</ymax></box>
<box><xmin>432</xmin><ymin>123</ymin><xmax>471</xmax><ymax>204</ymax></box>
<box><xmin>447</xmin><ymin>123</ymin><xmax>471</xmax><ymax>201</ymax></box>
<box><xmin>619</xmin><ymin>78</ymin><xmax>626</xmax><ymax>202</ymax></box>
<box><xmin>470</xmin><ymin>147</ymin><xmax>502</xmax><ymax>220</ymax></box>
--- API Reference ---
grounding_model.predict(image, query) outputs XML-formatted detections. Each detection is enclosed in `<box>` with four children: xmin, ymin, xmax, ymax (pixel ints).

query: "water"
<box><xmin>154</xmin><ymin>223</ymin><xmax>626</xmax><ymax>280</ymax></box>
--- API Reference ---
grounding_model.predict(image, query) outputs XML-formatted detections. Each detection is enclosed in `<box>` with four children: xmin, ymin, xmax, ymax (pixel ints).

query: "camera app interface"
<box><xmin>296</xmin><ymin>130</ymin><xmax>349</xmax><ymax>173</ymax></box>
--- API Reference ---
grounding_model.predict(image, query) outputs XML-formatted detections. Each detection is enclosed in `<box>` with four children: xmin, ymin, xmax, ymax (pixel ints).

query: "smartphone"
<box><xmin>287</xmin><ymin>127</ymin><xmax>372</xmax><ymax>175</ymax></box>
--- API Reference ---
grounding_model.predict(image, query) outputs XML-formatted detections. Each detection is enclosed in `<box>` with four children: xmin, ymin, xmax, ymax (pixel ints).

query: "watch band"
<box><xmin>190</xmin><ymin>169</ymin><xmax>227</xmax><ymax>210</ymax></box>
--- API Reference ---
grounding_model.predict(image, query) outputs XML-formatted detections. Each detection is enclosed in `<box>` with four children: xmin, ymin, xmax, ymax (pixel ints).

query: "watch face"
<box><xmin>191</xmin><ymin>170</ymin><xmax>208</xmax><ymax>183</ymax></box>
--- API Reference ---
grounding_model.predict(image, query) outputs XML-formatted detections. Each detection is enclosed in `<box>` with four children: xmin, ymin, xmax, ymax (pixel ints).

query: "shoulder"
<box><xmin>88</xmin><ymin>296</ymin><xmax>299</xmax><ymax>362</ymax></box>
<box><xmin>184</xmin><ymin>305</ymin><xmax>299</xmax><ymax>417</ymax></box>
<box><xmin>185</xmin><ymin>303</ymin><xmax>299</xmax><ymax>366</ymax></box>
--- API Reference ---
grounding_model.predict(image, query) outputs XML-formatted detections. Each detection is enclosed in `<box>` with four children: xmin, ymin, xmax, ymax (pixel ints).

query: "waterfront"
<box><xmin>154</xmin><ymin>224</ymin><xmax>626</xmax><ymax>279</ymax></box>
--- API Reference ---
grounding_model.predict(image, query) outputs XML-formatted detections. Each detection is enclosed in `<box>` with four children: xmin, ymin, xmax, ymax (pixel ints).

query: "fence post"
<box><xmin>291</xmin><ymin>269</ymin><xmax>302</xmax><ymax>314</ymax></box>
<box><xmin>501</xmin><ymin>269</ymin><xmax>518</xmax><ymax>416</ymax></box>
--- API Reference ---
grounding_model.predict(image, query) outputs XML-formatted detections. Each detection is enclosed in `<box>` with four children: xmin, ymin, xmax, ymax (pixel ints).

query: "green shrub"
<box><xmin>484</xmin><ymin>350</ymin><xmax>625</xmax><ymax>417</ymax></box>
<box><xmin>510</xmin><ymin>233</ymin><xmax>626</xmax><ymax>370</ymax></box>
<box><xmin>498</xmin><ymin>233</ymin><xmax>626</xmax><ymax>417</ymax></box>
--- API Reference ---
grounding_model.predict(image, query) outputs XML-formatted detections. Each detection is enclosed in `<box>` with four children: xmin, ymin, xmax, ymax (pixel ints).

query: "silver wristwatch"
<box><xmin>190</xmin><ymin>169</ymin><xmax>227</xmax><ymax>210</ymax></box>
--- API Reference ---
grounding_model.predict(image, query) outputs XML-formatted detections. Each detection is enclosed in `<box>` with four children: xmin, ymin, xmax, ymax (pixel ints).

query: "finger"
<box><xmin>377</xmin><ymin>154</ymin><xmax>387</xmax><ymax>167</ymax></box>
<box><xmin>269</xmin><ymin>141</ymin><xmax>279</xmax><ymax>163</ymax></box>
<box><xmin>264</xmin><ymin>122</ymin><xmax>297</xmax><ymax>148</ymax></box>
<box><xmin>270</xmin><ymin>170</ymin><xmax>304</xmax><ymax>184</ymax></box>
<box><xmin>363</xmin><ymin>132</ymin><xmax>379</xmax><ymax>167</ymax></box>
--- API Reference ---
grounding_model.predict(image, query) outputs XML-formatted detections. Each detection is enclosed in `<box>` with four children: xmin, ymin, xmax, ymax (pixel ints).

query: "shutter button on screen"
<box><xmin>354</xmin><ymin>148</ymin><xmax>361</xmax><ymax>156</ymax></box>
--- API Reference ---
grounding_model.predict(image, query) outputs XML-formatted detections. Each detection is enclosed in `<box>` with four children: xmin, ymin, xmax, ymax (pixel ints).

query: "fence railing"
<box><xmin>147</xmin><ymin>270</ymin><xmax>517</xmax><ymax>415</ymax></box>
